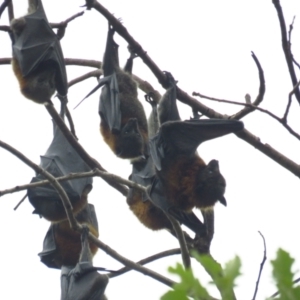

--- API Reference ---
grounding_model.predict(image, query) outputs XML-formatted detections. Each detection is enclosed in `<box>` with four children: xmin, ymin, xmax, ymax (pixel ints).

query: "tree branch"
<box><xmin>192</xmin><ymin>92</ymin><xmax>300</xmax><ymax>141</ymax></box>
<box><xmin>252</xmin><ymin>231</ymin><xmax>267</xmax><ymax>300</ymax></box>
<box><xmin>108</xmin><ymin>248</ymin><xmax>181</xmax><ymax>278</ymax></box>
<box><xmin>69</xmin><ymin>69</ymin><xmax>102</xmax><ymax>88</ymax></box>
<box><xmin>231</xmin><ymin>52</ymin><xmax>265</xmax><ymax>120</ymax></box>
<box><xmin>167</xmin><ymin>214</ymin><xmax>191</xmax><ymax>269</ymax></box>
<box><xmin>88</xmin><ymin>232</ymin><xmax>176</xmax><ymax>288</ymax></box>
<box><xmin>272</xmin><ymin>0</ymin><xmax>300</xmax><ymax>105</ymax></box>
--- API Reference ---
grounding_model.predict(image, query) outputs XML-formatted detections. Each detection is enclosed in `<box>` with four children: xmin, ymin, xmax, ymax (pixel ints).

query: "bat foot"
<box><xmin>144</xmin><ymin>92</ymin><xmax>158</xmax><ymax>107</ymax></box>
<box><xmin>192</xmin><ymin>233</ymin><xmax>212</xmax><ymax>254</ymax></box>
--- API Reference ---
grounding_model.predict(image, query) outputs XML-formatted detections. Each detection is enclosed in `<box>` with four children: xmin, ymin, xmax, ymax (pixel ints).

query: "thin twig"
<box><xmin>167</xmin><ymin>214</ymin><xmax>191</xmax><ymax>269</ymax></box>
<box><xmin>88</xmin><ymin>232</ymin><xmax>176</xmax><ymax>288</ymax></box>
<box><xmin>108</xmin><ymin>248</ymin><xmax>181</xmax><ymax>278</ymax></box>
<box><xmin>0</xmin><ymin>169</ymin><xmax>145</xmax><ymax>197</ymax></box>
<box><xmin>193</xmin><ymin>92</ymin><xmax>300</xmax><ymax>141</ymax></box>
<box><xmin>50</xmin><ymin>11</ymin><xmax>84</xmax><ymax>28</ymax></box>
<box><xmin>231</xmin><ymin>52</ymin><xmax>265</xmax><ymax>120</ymax></box>
<box><xmin>68</xmin><ymin>69</ymin><xmax>102</xmax><ymax>88</ymax></box>
<box><xmin>50</xmin><ymin>11</ymin><xmax>85</xmax><ymax>40</ymax></box>
<box><xmin>272</xmin><ymin>0</ymin><xmax>300</xmax><ymax>105</ymax></box>
<box><xmin>7</xmin><ymin>0</ymin><xmax>13</xmax><ymax>21</ymax></box>
<box><xmin>0</xmin><ymin>0</ymin><xmax>11</xmax><ymax>18</ymax></box>
<box><xmin>13</xmin><ymin>193</ymin><xmax>27</xmax><ymax>210</ymax></box>
<box><xmin>282</xmin><ymin>79</ymin><xmax>300</xmax><ymax>122</ymax></box>
<box><xmin>252</xmin><ymin>231</ymin><xmax>267</xmax><ymax>300</ymax></box>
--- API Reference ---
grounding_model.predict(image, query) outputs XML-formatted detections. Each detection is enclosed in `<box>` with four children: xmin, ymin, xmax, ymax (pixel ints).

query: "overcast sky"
<box><xmin>1</xmin><ymin>0</ymin><xmax>300</xmax><ymax>299</ymax></box>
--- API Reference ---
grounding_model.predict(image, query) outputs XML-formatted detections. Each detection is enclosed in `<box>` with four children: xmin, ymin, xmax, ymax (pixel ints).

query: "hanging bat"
<box><xmin>127</xmin><ymin>96</ymin><xmax>207</xmax><ymax>238</ymax></box>
<box><xmin>10</xmin><ymin>0</ymin><xmax>68</xmax><ymax>103</ymax></box>
<box><xmin>149</xmin><ymin>72</ymin><xmax>243</xmax><ymax>212</ymax></box>
<box><xmin>27</xmin><ymin>104</ymin><xmax>92</xmax><ymax>222</ymax></box>
<box><xmin>39</xmin><ymin>204</ymin><xmax>99</xmax><ymax>269</ymax></box>
<box><xmin>80</xmin><ymin>24</ymin><xmax>148</xmax><ymax>159</ymax></box>
<box><xmin>60</xmin><ymin>226</ymin><xmax>108</xmax><ymax>300</ymax></box>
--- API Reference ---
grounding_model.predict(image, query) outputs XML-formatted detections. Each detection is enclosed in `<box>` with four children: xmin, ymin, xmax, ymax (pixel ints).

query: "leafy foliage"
<box><xmin>162</xmin><ymin>249</ymin><xmax>300</xmax><ymax>300</ymax></box>
<box><xmin>270</xmin><ymin>248</ymin><xmax>300</xmax><ymax>300</ymax></box>
<box><xmin>161</xmin><ymin>253</ymin><xmax>241</xmax><ymax>300</ymax></box>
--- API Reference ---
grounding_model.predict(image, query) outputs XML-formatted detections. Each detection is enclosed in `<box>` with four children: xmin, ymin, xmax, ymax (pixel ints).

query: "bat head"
<box><xmin>116</xmin><ymin>118</ymin><xmax>146</xmax><ymax>159</ymax></box>
<box><xmin>21</xmin><ymin>63</ymin><xmax>56</xmax><ymax>103</ymax></box>
<box><xmin>195</xmin><ymin>159</ymin><xmax>227</xmax><ymax>208</ymax></box>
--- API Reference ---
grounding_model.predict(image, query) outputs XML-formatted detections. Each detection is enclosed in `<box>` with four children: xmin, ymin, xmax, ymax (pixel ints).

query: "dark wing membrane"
<box><xmin>28</xmin><ymin>119</ymin><xmax>92</xmax><ymax>206</ymax></box>
<box><xmin>11</xmin><ymin>0</ymin><xmax>68</xmax><ymax>96</ymax></box>
<box><xmin>60</xmin><ymin>226</ymin><xmax>108</xmax><ymax>300</ymax></box>
<box><xmin>128</xmin><ymin>155</ymin><xmax>156</xmax><ymax>201</ymax></box>
<box><xmin>99</xmin><ymin>73</ymin><xmax>121</xmax><ymax>132</ymax></box>
<box><xmin>161</xmin><ymin>118</ymin><xmax>244</xmax><ymax>156</ymax></box>
<box><xmin>147</xmin><ymin>177</ymin><xmax>206</xmax><ymax>235</ymax></box>
<box><xmin>61</xmin><ymin>267</ymin><xmax>108</xmax><ymax>300</ymax></box>
<box><xmin>39</xmin><ymin>204</ymin><xmax>98</xmax><ymax>269</ymax></box>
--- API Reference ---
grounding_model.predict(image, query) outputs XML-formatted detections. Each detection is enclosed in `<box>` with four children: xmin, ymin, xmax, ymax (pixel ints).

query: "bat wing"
<box><xmin>11</xmin><ymin>0</ymin><xmax>68</xmax><ymax>96</ymax></box>
<box><xmin>99</xmin><ymin>73</ymin><xmax>121</xmax><ymax>132</ymax></box>
<box><xmin>61</xmin><ymin>267</ymin><xmax>108</xmax><ymax>300</ymax></box>
<box><xmin>150</xmin><ymin>119</ymin><xmax>244</xmax><ymax>170</ymax></box>
<box><xmin>77</xmin><ymin>74</ymin><xmax>121</xmax><ymax>132</ymax></box>
<box><xmin>60</xmin><ymin>225</ymin><xmax>108</xmax><ymax>300</ymax></box>
<box><xmin>28</xmin><ymin>118</ymin><xmax>92</xmax><ymax>216</ymax></box>
<box><xmin>147</xmin><ymin>177</ymin><xmax>206</xmax><ymax>235</ymax></box>
<box><xmin>128</xmin><ymin>155</ymin><xmax>156</xmax><ymax>201</ymax></box>
<box><xmin>38</xmin><ymin>204</ymin><xmax>98</xmax><ymax>269</ymax></box>
<box><xmin>38</xmin><ymin>224</ymin><xmax>58</xmax><ymax>269</ymax></box>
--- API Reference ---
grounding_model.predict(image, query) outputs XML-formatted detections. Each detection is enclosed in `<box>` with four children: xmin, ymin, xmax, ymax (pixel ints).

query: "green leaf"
<box><xmin>160</xmin><ymin>263</ymin><xmax>210</xmax><ymax>300</ymax></box>
<box><xmin>271</xmin><ymin>248</ymin><xmax>300</xmax><ymax>300</ymax></box>
<box><xmin>193</xmin><ymin>252</ymin><xmax>241</xmax><ymax>300</ymax></box>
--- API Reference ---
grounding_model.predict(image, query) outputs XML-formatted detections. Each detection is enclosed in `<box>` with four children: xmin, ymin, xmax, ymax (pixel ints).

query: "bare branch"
<box><xmin>283</xmin><ymin>79</ymin><xmax>300</xmax><ymax>122</ymax></box>
<box><xmin>68</xmin><ymin>69</ymin><xmax>102</xmax><ymax>88</ymax></box>
<box><xmin>272</xmin><ymin>0</ymin><xmax>300</xmax><ymax>105</ymax></box>
<box><xmin>252</xmin><ymin>231</ymin><xmax>267</xmax><ymax>300</ymax></box>
<box><xmin>50</xmin><ymin>11</ymin><xmax>85</xmax><ymax>40</ymax></box>
<box><xmin>192</xmin><ymin>92</ymin><xmax>300</xmax><ymax>141</ymax></box>
<box><xmin>0</xmin><ymin>25</ymin><xmax>10</xmax><ymax>32</ymax></box>
<box><xmin>0</xmin><ymin>0</ymin><xmax>11</xmax><ymax>19</ymax></box>
<box><xmin>13</xmin><ymin>193</ymin><xmax>27</xmax><ymax>210</ymax></box>
<box><xmin>88</xmin><ymin>232</ymin><xmax>176</xmax><ymax>288</ymax></box>
<box><xmin>108</xmin><ymin>248</ymin><xmax>181</xmax><ymax>278</ymax></box>
<box><xmin>65</xmin><ymin>58</ymin><xmax>101</xmax><ymax>68</ymax></box>
<box><xmin>232</xmin><ymin>52</ymin><xmax>265</xmax><ymax>120</ymax></box>
<box><xmin>167</xmin><ymin>214</ymin><xmax>191</xmax><ymax>269</ymax></box>
<box><xmin>50</xmin><ymin>11</ymin><xmax>84</xmax><ymax>28</ymax></box>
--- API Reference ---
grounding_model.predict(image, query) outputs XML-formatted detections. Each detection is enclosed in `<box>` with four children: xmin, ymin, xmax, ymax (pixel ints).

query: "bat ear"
<box><xmin>219</xmin><ymin>196</ymin><xmax>227</xmax><ymax>206</ymax></box>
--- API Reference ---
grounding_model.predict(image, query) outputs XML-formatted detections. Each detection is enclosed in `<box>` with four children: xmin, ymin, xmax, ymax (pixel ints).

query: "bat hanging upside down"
<box><xmin>80</xmin><ymin>24</ymin><xmax>148</xmax><ymax>160</ymax></box>
<box><xmin>10</xmin><ymin>0</ymin><xmax>68</xmax><ymax>103</ymax></box>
